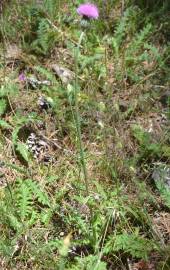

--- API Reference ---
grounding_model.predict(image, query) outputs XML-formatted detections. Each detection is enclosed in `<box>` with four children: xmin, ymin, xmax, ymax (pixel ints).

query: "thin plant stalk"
<box><xmin>74</xmin><ymin>46</ymin><xmax>89</xmax><ymax>196</ymax></box>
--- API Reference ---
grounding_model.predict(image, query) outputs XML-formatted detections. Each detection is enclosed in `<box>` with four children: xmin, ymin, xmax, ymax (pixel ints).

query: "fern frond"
<box><xmin>35</xmin><ymin>65</ymin><xmax>57</xmax><ymax>82</ymax></box>
<box><xmin>0</xmin><ymin>83</ymin><xmax>19</xmax><ymax>98</ymax></box>
<box><xmin>105</xmin><ymin>232</ymin><xmax>157</xmax><ymax>260</ymax></box>
<box><xmin>16</xmin><ymin>179</ymin><xmax>33</xmax><ymax>222</ymax></box>
<box><xmin>112</xmin><ymin>7</ymin><xmax>138</xmax><ymax>54</ymax></box>
<box><xmin>128</xmin><ymin>23</ymin><xmax>153</xmax><ymax>52</ymax></box>
<box><xmin>7</xmin><ymin>214</ymin><xmax>22</xmax><ymax>231</ymax></box>
<box><xmin>155</xmin><ymin>180</ymin><xmax>170</xmax><ymax>208</ymax></box>
<box><xmin>43</xmin><ymin>0</ymin><xmax>59</xmax><ymax>19</ymax></box>
<box><xmin>26</xmin><ymin>179</ymin><xmax>51</xmax><ymax>207</ymax></box>
<box><xmin>31</xmin><ymin>18</ymin><xmax>57</xmax><ymax>54</ymax></box>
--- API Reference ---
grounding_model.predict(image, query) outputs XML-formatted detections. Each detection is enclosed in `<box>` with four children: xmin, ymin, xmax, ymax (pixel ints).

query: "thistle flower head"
<box><xmin>77</xmin><ymin>3</ymin><xmax>99</xmax><ymax>19</ymax></box>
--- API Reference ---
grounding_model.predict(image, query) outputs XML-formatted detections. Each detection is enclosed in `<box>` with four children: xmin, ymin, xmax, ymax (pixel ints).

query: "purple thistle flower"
<box><xmin>77</xmin><ymin>3</ymin><xmax>99</xmax><ymax>19</ymax></box>
<box><xmin>18</xmin><ymin>73</ymin><xmax>26</xmax><ymax>82</ymax></box>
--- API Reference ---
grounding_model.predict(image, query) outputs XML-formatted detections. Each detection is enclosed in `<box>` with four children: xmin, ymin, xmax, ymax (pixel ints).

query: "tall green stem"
<box><xmin>74</xmin><ymin>46</ymin><xmax>89</xmax><ymax>196</ymax></box>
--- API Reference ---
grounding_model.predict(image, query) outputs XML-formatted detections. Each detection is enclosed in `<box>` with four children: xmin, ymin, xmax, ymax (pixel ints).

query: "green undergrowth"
<box><xmin>0</xmin><ymin>0</ymin><xmax>169</xmax><ymax>269</ymax></box>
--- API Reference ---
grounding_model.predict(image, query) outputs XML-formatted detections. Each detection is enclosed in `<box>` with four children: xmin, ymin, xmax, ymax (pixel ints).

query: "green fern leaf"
<box><xmin>155</xmin><ymin>180</ymin><xmax>170</xmax><ymax>208</ymax></box>
<box><xmin>26</xmin><ymin>179</ymin><xmax>51</xmax><ymax>207</ymax></box>
<box><xmin>16</xmin><ymin>180</ymin><xmax>33</xmax><ymax>221</ymax></box>
<box><xmin>16</xmin><ymin>142</ymin><xmax>30</xmax><ymax>163</ymax></box>
<box><xmin>105</xmin><ymin>232</ymin><xmax>156</xmax><ymax>260</ymax></box>
<box><xmin>40</xmin><ymin>209</ymin><xmax>53</xmax><ymax>225</ymax></box>
<box><xmin>35</xmin><ymin>65</ymin><xmax>57</xmax><ymax>82</ymax></box>
<box><xmin>12</xmin><ymin>126</ymin><xmax>21</xmax><ymax>145</ymax></box>
<box><xmin>8</xmin><ymin>214</ymin><xmax>22</xmax><ymax>231</ymax></box>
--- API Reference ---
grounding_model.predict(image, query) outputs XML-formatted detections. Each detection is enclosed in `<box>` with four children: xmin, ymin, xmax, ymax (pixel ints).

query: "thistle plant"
<box><xmin>73</xmin><ymin>3</ymin><xmax>99</xmax><ymax>196</ymax></box>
